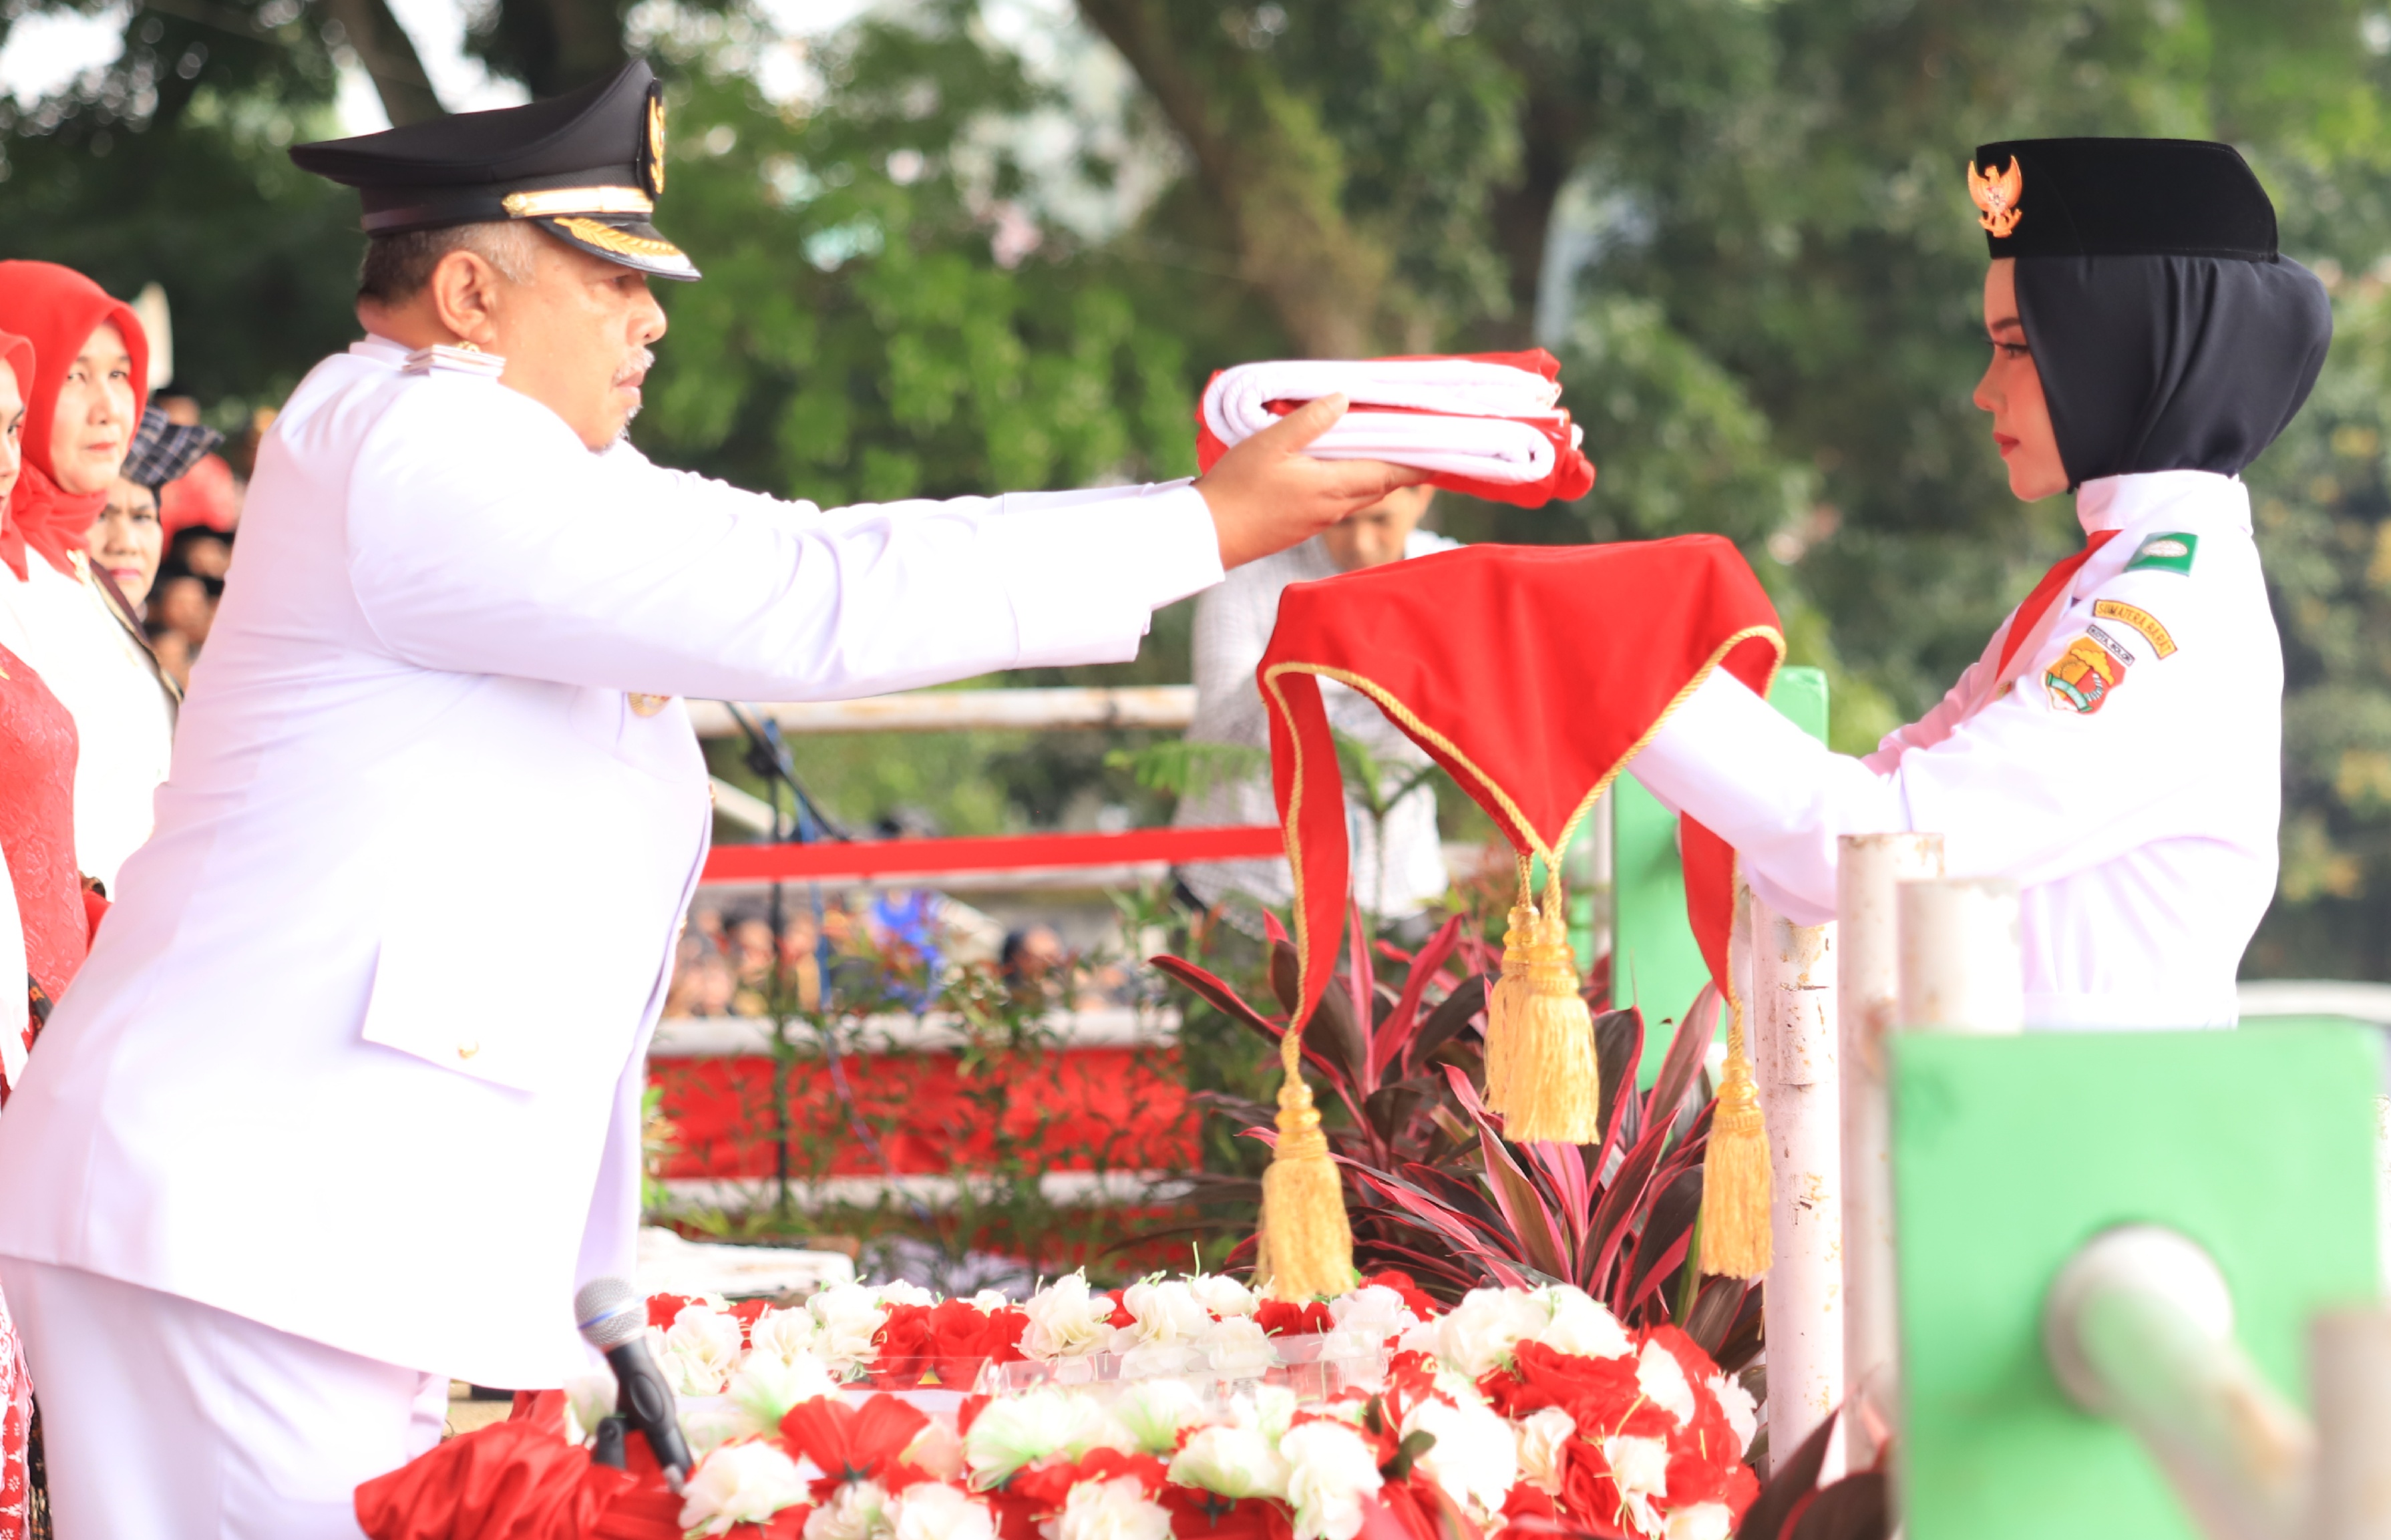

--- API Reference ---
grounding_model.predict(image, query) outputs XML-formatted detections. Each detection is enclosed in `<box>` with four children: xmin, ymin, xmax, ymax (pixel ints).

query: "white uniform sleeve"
<box><xmin>344</xmin><ymin>381</ymin><xmax>1224</xmax><ymax>699</ymax></box>
<box><xmin>1632</xmin><ymin>567</ymin><xmax>2226</xmax><ymax>925</ymax></box>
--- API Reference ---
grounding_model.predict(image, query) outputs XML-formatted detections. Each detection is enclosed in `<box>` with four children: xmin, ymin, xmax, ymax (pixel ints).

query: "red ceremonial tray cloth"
<box><xmin>1256</xmin><ymin>536</ymin><xmax>1782</xmax><ymax>1022</ymax></box>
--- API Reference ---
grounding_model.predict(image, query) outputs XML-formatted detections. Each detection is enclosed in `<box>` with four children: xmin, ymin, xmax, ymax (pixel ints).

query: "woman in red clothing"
<box><xmin>0</xmin><ymin>325</ymin><xmax>79</xmax><ymax>1538</ymax></box>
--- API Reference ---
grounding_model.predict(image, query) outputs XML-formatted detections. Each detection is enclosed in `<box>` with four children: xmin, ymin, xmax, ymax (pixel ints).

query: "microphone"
<box><xmin>574</xmin><ymin>1276</ymin><xmax>693</xmax><ymax>1491</ymax></box>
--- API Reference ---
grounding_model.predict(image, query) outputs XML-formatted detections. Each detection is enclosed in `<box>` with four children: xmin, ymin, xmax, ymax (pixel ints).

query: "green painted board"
<box><xmin>1612</xmin><ymin>666</ymin><xmax>1826</xmax><ymax>1081</ymax></box>
<box><xmin>1893</xmin><ymin>1026</ymin><xmax>2380</xmax><ymax>1540</ymax></box>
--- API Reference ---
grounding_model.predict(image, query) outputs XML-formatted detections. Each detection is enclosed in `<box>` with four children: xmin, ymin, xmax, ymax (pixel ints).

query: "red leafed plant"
<box><xmin>1151</xmin><ymin>909</ymin><xmax>1761</xmax><ymax>1371</ymax></box>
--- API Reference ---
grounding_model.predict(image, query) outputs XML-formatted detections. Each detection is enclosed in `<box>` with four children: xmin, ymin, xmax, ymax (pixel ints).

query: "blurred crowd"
<box><xmin>663</xmin><ymin>894</ymin><xmax>1143</xmax><ymax>1020</ymax></box>
<box><xmin>87</xmin><ymin>392</ymin><xmax>257</xmax><ymax>691</ymax></box>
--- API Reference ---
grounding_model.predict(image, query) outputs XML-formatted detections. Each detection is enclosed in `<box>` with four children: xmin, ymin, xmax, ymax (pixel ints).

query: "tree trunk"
<box><xmin>320</xmin><ymin>0</ymin><xmax>446</xmax><ymax>125</ymax></box>
<box><xmin>1484</xmin><ymin>92</ymin><xmax>1580</xmax><ymax>349</ymax></box>
<box><xmin>1076</xmin><ymin>0</ymin><xmax>1391</xmax><ymax>356</ymax></box>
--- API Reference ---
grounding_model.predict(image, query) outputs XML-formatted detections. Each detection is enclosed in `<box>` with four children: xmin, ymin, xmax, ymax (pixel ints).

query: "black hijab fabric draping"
<box><xmin>2015</xmin><ymin>253</ymin><xmax>2333</xmax><ymax>489</ymax></box>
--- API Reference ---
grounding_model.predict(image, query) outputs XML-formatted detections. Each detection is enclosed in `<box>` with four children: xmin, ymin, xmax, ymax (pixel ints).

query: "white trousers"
<box><xmin>0</xmin><ymin>1260</ymin><xmax>447</xmax><ymax>1540</ymax></box>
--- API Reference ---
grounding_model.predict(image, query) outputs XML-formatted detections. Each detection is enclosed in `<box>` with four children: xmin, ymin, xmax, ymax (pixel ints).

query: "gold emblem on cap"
<box><xmin>1970</xmin><ymin>156</ymin><xmax>2024</xmax><ymax>238</ymax></box>
<box><xmin>502</xmin><ymin>186</ymin><xmax>654</xmax><ymax>218</ymax></box>
<box><xmin>645</xmin><ymin>91</ymin><xmax>669</xmax><ymax>198</ymax></box>
<box><xmin>551</xmin><ymin>216</ymin><xmax>685</xmax><ymax>262</ymax></box>
<box><xmin>628</xmin><ymin>693</ymin><xmax>671</xmax><ymax>717</ymax></box>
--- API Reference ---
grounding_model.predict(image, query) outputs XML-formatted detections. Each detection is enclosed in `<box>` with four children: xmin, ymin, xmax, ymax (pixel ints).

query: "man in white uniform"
<box><xmin>1627</xmin><ymin>138</ymin><xmax>2332</xmax><ymax>1028</ymax></box>
<box><xmin>1178</xmin><ymin>484</ymin><xmax>1455</xmax><ymax>926</ymax></box>
<box><xmin>0</xmin><ymin>61</ymin><xmax>1418</xmax><ymax>1537</ymax></box>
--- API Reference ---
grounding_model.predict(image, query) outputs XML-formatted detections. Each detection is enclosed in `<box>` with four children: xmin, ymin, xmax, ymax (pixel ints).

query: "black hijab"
<box><xmin>2016</xmin><ymin>253</ymin><xmax>2332</xmax><ymax>490</ymax></box>
<box><xmin>1972</xmin><ymin>138</ymin><xmax>2334</xmax><ymax>490</ymax></box>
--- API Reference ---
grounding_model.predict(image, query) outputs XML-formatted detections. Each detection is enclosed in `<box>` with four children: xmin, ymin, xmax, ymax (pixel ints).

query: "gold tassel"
<box><xmin>1481</xmin><ymin>888</ymin><xmax>1538</xmax><ymax>1115</ymax></box>
<box><xmin>1698</xmin><ymin>996</ymin><xmax>1772</xmax><ymax>1278</ymax></box>
<box><xmin>1497</xmin><ymin>888</ymin><xmax>1602</xmax><ymax>1144</ymax></box>
<box><xmin>1258</xmin><ymin>1063</ymin><xmax>1353</xmax><ymax>1300</ymax></box>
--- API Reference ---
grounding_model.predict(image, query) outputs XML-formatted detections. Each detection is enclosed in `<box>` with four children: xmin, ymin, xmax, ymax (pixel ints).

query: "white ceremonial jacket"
<box><xmin>0</xmin><ymin>554</ymin><xmax>177</xmax><ymax>892</ymax></box>
<box><xmin>1177</xmin><ymin>528</ymin><xmax>1457</xmax><ymax>919</ymax></box>
<box><xmin>1632</xmin><ymin>470</ymin><xmax>2278</xmax><ymax>1030</ymax></box>
<box><xmin>0</xmin><ymin>337</ymin><xmax>1224</xmax><ymax>1388</ymax></box>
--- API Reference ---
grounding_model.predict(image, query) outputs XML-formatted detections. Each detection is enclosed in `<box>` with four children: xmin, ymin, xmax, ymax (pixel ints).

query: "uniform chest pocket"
<box><xmin>569</xmin><ymin>686</ymin><xmax>706</xmax><ymax>784</ymax></box>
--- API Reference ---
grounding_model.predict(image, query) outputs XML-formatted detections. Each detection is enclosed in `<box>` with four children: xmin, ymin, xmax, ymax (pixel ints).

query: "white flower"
<box><xmin>1021</xmin><ymin>1273</ymin><xmax>1117</xmax><ymax>1361</ymax></box>
<box><xmin>1055</xmin><ymin>1475</ymin><xmax>1173</xmax><ymax>1540</ymax></box>
<box><xmin>962</xmin><ymin>1388</ymin><xmax>1131</xmax><ymax>1485</ymax></box>
<box><xmin>1636</xmin><ymin>1341</ymin><xmax>1697</xmax><ymax>1428</ymax></box>
<box><xmin>751</xmin><ymin>1306</ymin><xmax>822</xmax><ymax>1365</ymax></box>
<box><xmin>805</xmin><ymin>1479</ymin><xmax>894</xmax><ymax>1540</ymax></box>
<box><xmin>1403</xmin><ymin>1396</ymin><xmax>1517</xmax><ymax>1519</ymax></box>
<box><xmin>562</xmin><ymin>1368</ymin><xmax>616</xmax><ymax>1446</ymax></box>
<box><xmin>1707</xmin><ymin>1373</ymin><xmax>1758</xmax><ymax>1455</ymax></box>
<box><xmin>811</xmin><ymin>1284</ymin><xmax>895</xmax><ymax>1376</ymax></box>
<box><xmin>680</xmin><ymin>1396</ymin><xmax>754</xmax><ymax>1461</ymax></box>
<box><xmin>680</xmin><ymin>1439</ymin><xmax>811</xmax><ymax>1537</ymax></box>
<box><xmin>1536</xmin><ymin>1288</ymin><xmax>1632</xmax><ymax>1361</ymax></box>
<box><xmin>1513</xmin><ymin>1406</ymin><xmax>1576</xmax><ymax>1496</ymax></box>
<box><xmin>1327</xmin><ymin>1286</ymin><xmax>1418</xmax><ymax>1348</ymax></box>
<box><xmin>1115</xmin><ymin>1280</ymin><xmax>1212</xmax><ymax>1349</ymax></box>
<box><xmin>665</xmin><ymin>1300</ymin><xmax>745</xmax><ymax>1406</ymax></box>
<box><xmin>904</xmin><ymin>1416</ymin><xmax>968</xmax><ymax>1482</ymax></box>
<box><xmin>1600</xmin><ymin>1434</ymin><xmax>1672</xmax><ymax>1538</ymax></box>
<box><xmin>969</xmin><ymin>1290</ymin><xmax>1013</xmax><ymax>1310</ymax></box>
<box><xmin>665</xmin><ymin>1343</ymin><xmax>735</xmax><ymax>1398</ymax></box>
<box><xmin>1201</xmin><ymin>1316</ymin><xmax>1278</xmax><ymax>1379</ymax></box>
<box><xmin>1666</xmin><ymin>1503</ymin><xmax>1734</xmax><ymax>1540</ymax></box>
<box><xmin>1404</xmin><ymin>1289</ymin><xmax>1547</xmax><ymax>1378</ymax></box>
<box><xmin>1112</xmin><ymin>1377</ymin><xmax>1208</xmax><ymax>1455</ymax></box>
<box><xmin>727</xmin><ymin>1350</ymin><xmax>840</xmax><ymax>1434</ymax></box>
<box><xmin>1187</xmin><ymin>1274</ymin><xmax>1260</xmax><ymax>1318</ymax></box>
<box><xmin>891</xmin><ymin>1483</ymin><xmax>996</xmax><ymax>1540</ymax></box>
<box><xmin>878</xmin><ymin>1281</ymin><xmax>937</xmax><ymax>1308</ymax></box>
<box><xmin>1170</xmin><ymin>1422</ymin><xmax>1290</xmax><ymax>1501</ymax></box>
<box><xmin>1278</xmin><ymin>1421</ymin><xmax>1385</xmax><ymax>1540</ymax></box>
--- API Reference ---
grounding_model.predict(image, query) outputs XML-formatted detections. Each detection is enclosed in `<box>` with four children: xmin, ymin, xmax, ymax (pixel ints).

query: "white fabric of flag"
<box><xmin>1200</xmin><ymin>358</ymin><xmax>1583</xmax><ymax>486</ymax></box>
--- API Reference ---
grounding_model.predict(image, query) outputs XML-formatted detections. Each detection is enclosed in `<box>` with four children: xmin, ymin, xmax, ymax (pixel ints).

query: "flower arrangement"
<box><xmin>387</xmin><ymin>1271</ymin><xmax>1758</xmax><ymax>1540</ymax></box>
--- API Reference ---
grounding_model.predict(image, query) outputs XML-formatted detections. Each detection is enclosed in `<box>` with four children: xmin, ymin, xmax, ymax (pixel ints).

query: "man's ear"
<box><xmin>427</xmin><ymin>250</ymin><xmax>508</xmax><ymax>350</ymax></box>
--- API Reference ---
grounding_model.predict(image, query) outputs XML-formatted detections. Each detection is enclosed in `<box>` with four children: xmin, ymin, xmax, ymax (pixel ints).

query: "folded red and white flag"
<box><xmin>1193</xmin><ymin>349</ymin><xmax>1596</xmax><ymax>507</ymax></box>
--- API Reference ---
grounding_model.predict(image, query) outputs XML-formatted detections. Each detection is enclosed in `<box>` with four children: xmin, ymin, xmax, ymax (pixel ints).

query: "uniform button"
<box><xmin>457</xmin><ymin>1040</ymin><xmax>481</xmax><ymax>1060</ymax></box>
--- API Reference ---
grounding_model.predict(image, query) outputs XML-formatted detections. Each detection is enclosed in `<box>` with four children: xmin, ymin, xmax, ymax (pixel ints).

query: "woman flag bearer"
<box><xmin>1628</xmin><ymin>137</ymin><xmax>2331</xmax><ymax>1030</ymax></box>
<box><xmin>0</xmin><ymin>59</ymin><xmax>1420</xmax><ymax>1540</ymax></box>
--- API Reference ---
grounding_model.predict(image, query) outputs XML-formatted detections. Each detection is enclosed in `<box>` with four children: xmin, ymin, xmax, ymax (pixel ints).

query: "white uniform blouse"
<box><xmin>0</xmin><ymin>554</ymin><xmax>176</xmax><ymax>892</ymax></box>
<box><xmin>1630</xmin><ymin>469</ymin><xmax>2278</xmax><ymax>1029</ymax></box>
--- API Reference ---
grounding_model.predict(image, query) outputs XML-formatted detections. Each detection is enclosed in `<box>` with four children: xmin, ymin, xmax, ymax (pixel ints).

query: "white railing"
<box><xmin>688</xmin><ymin>686</ymin><xmax>1198</xmax><ymax>739</ymax></box>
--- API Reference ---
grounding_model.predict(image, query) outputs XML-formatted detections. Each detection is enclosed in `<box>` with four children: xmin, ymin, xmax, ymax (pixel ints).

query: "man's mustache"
<box><xmin>614</xmin><ymin>347</ymin><xmax>656</xmax><ymax>387</ymax></box>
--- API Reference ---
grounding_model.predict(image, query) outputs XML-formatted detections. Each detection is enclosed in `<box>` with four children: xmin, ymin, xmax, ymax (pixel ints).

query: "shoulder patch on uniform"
<box><xmin>2046</xmin><ymin>632</ymin><xmax>2125</xmax><ymax>715</ymax></box>
<box><xmin>2092</xmin><ymin>598</ymin><xmax>2179</xmax><ymax>658</ymax></box>
<box><xmin>2123</xmin><ymin>532</ymin><xmax>2199</xmax><ymax>576</ymax></box>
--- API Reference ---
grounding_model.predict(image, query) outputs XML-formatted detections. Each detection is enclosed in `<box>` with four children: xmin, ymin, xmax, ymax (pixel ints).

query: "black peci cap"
<box><xmin>1969</xmin><ymin>138</ymin><xmax>2277</xmax><ymax>262</ymax></box>
<box><xmin>290</xmin><ymin>60</ymin><xmax>697</xmax><ymax>280</ymax></box>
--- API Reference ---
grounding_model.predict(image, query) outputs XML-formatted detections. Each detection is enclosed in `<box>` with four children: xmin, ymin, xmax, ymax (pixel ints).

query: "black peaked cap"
<box><xmin>290</xmin><ymin>59</ymin><xmax>697</xmax><ymax>280</ymax></box>
<box><xmin>1970</xmin><ymin>138</ymin><xmax>2276</xmax><ymax>262</ymax></box>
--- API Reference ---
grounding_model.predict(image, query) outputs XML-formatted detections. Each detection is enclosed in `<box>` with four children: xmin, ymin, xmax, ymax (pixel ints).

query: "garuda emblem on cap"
<box><xmin>1970</xmin><ymin>156</ymin><xmax>2024</xmax><ymax>238</ymax></box>
<box><xmin>642</xmin><ymin>85</ymin><xmax>668</xmax><ymax>198</ymax></box>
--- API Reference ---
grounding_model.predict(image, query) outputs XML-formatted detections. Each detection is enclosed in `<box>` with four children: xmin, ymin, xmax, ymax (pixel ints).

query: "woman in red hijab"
<box><xmin>0</xmin><ymin>324</ymin><xmax>72</xmax><ymax>1538</ymax></box>
<box><xmin>0</xmin><ymin>262</ymin><xmax>174</xmax><ymax>898</ymax></box>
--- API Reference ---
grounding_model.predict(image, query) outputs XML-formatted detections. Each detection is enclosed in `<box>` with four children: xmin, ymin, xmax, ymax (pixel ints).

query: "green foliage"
<box><xmin>630</xmin><ymin>15</ymin><xmax>1200</xmax><ymax>505</ymax></box>
<box><xmin>2246</xmin><ymin>275</ymin><xmax>2391</xmax><ymax>972</ymax></box>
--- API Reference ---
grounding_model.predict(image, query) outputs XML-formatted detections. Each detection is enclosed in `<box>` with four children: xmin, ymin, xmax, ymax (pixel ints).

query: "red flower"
<box><xmin>778</xmin><ymin>1395</ymin><xmax>932</xmax><ymax>1498</ymax></box>
<box><xmin>1252</xmin><ymin>1301</ymin><xmax>1334</xmax><ymax>1337</ymax></box>
<box><xmin>647</xmin><ymin>1294</ymin><xmax>699</xmax><ymax>1331</ymax></box>
<box><xmin>1358</xmin><ymin>1273</ymin><xmax>1441</xmax><ymax>1322</ymax></box>
<box><xmin>1158</xmin><ymin>1487</ymin><xmax>1294</xmax><ymax>1540</ymax></box>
